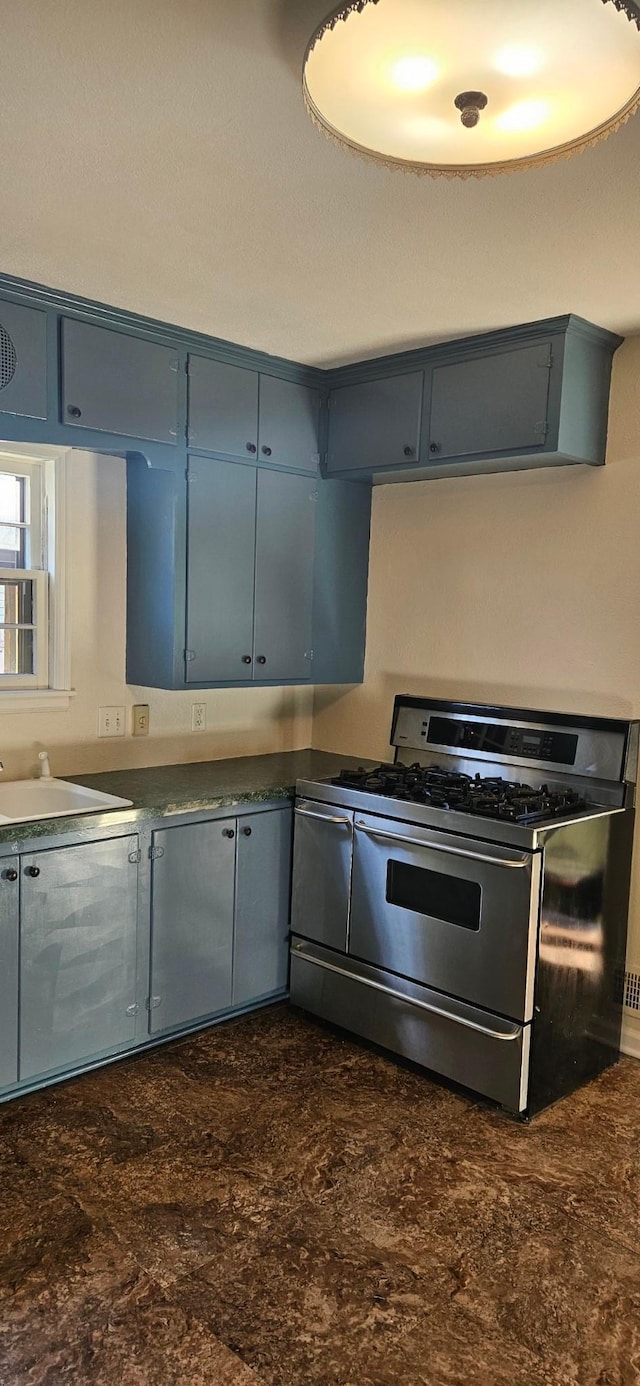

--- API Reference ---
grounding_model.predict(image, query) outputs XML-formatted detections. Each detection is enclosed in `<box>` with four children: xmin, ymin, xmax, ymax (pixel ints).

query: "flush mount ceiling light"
<box><xmin>302</xmin><ymin>0</ymin><xmax>640</xmax><ymax>176</ymax></box>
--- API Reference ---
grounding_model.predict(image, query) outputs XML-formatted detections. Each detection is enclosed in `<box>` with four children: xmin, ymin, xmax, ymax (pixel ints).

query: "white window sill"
<box><xmin>0</xmin><ymin>690</ymin><xmax>75</xmax><ymax>713</ymax></box>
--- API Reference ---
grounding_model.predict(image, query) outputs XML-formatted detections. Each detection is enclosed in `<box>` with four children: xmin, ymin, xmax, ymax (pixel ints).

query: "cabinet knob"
<box><xmin>67</xmin><ymin>405</ymin><xmax>82</xmax><ymax>419</ymax></box>
<box><xmin>242</xmin><ymin>826</ymin><xmax>252</xmax><ymax>837</ymax></box>
<box><xmin>429</xmin><ymin>442</ymin><xmax>440</xmax><ymax>454</ymax></box>
<box><xmin>261</xmin><ymin>446</ymin><xmax>272</xmax><ymax>457</ymax></box>
<box><xmin>242</xmin><ymin>655</ymin><xmax>252</xmax><ymax>665</ymax></box>
<box><xmin>26</xmin><ymin>865</ymin><xmax>40</xmax><ymax>878</ymax></box>
<box><xmin>403</xmin><ymin>446</ymin><xmax>415</xmax><ymax>457</ymax></box>
<box><xmin>222</xmin><ymin>827</ymin><xmax>235</xmax><ymax>839</ymax></box>
<box><xmin>246</xmin><ymin>443</ymin><xmax>257</xmax><ymax>454</ymax></box>
<box><xmin>257</xmin><ymin>655</ymin><xmax>267</xmax><ymax>665</ymax></box>
<box><xmin>3</xmin><ymin>869</ymin><xmax>17</xmax><ymax>882</ymax></box>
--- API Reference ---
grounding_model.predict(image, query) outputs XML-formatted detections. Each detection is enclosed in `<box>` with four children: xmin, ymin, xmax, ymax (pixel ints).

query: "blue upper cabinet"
<box><xmin>253</xmin><ymin>468</ymin><xmax>316</xmax><ymax>680</ymax></box>
<box><xmin>324</xmin><ymin>317</ymin><xmax>621</xmax><ymax>482</ymax></box>
<box><xmin>325</xmin><ymin>371</ymin><xmax>424</xmax><ymax>474</ymax></box>
<box><xmin>61</xmin><ymin>319</ymin><xmax>180</xmax><ymax>443</ymax></box>
<box><xmin>258</xmin><ymin>375</ymin><xmax>320</xmax><ymax>473</ymax></box>
<box><xmin>188</xmin><ymin>355</ymin><xmax>259</xmax><ymax>458</ymax></box>
<box><xmin>186</xmin><ymin>457</ymin><xmax>257</xmax><ymax>684</ymax></box>
<box><xmin>0</xmin><ymin>301</ymin><xmax>47</xmax><ymax>421</ymax></box>
<box><xmin>126</xmin><ymin>453</ymin><xmax>371</xmax><ymax>690</ymax></box>
<box><xmin>428</xmin><ymin>342</ymin><xmax>552</xmax><ymax>462</ymax></box>
<box><xmin>188</xmin><ymin>354</ymin><xmax>320</xmax><ymax>472</ymax></box>
<box><xmin>184</xmin><ymin>459</ymin><xmax>317</xmax><ymax>686</ymax></box>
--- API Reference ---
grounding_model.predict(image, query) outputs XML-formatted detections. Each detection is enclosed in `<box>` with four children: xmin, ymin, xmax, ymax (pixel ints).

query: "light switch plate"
<box><xmin>132</xmin><ymin>703</ymin><xmax>149</xmax><ymax>737</ymax></box>
<box><xmin>98</xmin><ymin>706</ymin><xmax>126</xmax><ymax>738</ymax></box>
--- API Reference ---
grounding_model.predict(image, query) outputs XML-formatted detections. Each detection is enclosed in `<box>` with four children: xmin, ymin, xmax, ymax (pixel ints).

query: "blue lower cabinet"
<box><xmin>0</xmin><ymin>864</ymin><xmax>19</xmax><ymax>1088</ymax></box>
<box><xmin>149</xmin><ymin>808</ymin><xmax>291</xmax><ymax>1032</ymax></box>
<box><xmin>19</xmin><ymin>837</ymin><xmax>139</xmax><ymax>1082</ymax></box>
<box><xmin>149</xmin><ymin>818</ymin><xmax>236</xmax><ymax>1033</ymax></box>
<box><xmin>233</xmin><ymin>807</ymin><xmax>292</xmax><ymax>1007</ymax></box>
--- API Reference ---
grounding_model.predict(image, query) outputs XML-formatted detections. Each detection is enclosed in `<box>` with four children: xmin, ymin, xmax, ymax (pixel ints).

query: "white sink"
<box><xmin>0</xmin><ymin>778</ymin><xmax>133</xmax><ymax>825</ymax></box>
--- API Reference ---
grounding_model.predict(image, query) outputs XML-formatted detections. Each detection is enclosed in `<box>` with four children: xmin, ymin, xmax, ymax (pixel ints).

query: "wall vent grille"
<box><xmin>615</xmin><ymin>967</ymin><xmax>640</xmax><ymax>1012</ymax></box>
<box><xmin>0</xmin><ymin>323</ymin><xmax>17</xmax><ymax>390</ymax></box>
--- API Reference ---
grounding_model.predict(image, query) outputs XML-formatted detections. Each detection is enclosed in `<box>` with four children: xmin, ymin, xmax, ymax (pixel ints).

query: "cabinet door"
<box><xmin>258</xmin><ymin>375</ymin><xmax>320</xmax><ymax>473</ymax></box>
<box><xmin>428</xmin><ymin>343</ymin><xmax>552</xmax><ymax>461</ymax></box>
<box><xmin>186</xmin><ymin>457</ymin><xmax>257</xmax><ymax>684</ymax></box>
<box><xmin>253</xmin><ymin>469</ymin><xmax>316</xmax><ymax>681</ymax></box>
<box><xmin>61</xmin><ymin>319</ymin><xmax>179</xmax><ymax>442</ymax></box>
<box><xmin>149</xmin><ymin>818</ymin><xmax>235</xmax><ymax>1033</ymax></box>
<box><xmin>326</xmin><ymin>371</ymin><xmax>423</xmax><ymax>473</ymax></box>
<box><xmin>188</xmin><ymin>355</ymin><xmax>259</xmax><ymax>459</ymax></box>
<box><xmin>0</xmin><ymin>864</ymin><xmax>19</xmax><ymax>1087</ymax></box>
<box><xmin>20</xmin><ymin>837</ymin><xmax>139</xmax><ymax>1081</ymax></box>
<box><xmin>291</xmin><ymin>801</ymin><xmax>353</xmax><ymax>952</ymax></box>
<box><xmin>233</xmin><ymin>808</ymin><xmax>292</xmax><ymax>1008</ymax></box>
<box><xmin>0</xmin><ymin>301</ymin><xmax>47</xmax><ymax>421</ymax></box>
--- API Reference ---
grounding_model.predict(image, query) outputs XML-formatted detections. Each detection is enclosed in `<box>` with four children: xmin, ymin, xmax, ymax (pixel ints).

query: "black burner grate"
<box><xmin>331</xmin><ymin>763</ymin><xmax>589</xmax><ymax>825</ymax></box>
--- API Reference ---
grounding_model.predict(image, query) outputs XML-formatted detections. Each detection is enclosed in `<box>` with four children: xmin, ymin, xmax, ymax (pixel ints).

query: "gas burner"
<box><xmin>331</xmin><ymin>763</ymin><xmax>590</xmax><ymax>825</ymax></box>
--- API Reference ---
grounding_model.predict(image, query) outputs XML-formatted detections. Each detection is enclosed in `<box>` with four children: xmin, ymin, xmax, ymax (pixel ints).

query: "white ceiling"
<box><xmin>3</xmin><ymin>0</ymin><xmax>640</xmax><ymax>367</ymax></box>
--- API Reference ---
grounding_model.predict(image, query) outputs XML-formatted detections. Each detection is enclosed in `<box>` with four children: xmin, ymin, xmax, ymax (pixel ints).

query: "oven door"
<box><xmin>350</xmin><ymin>812</ymin><xmax>541</xmax><ymax>1022</ymax></box>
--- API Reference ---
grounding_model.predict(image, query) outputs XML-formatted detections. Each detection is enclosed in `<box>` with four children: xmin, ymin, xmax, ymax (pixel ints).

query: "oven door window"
<box><xmin>386</xmin><ymin>859</ymin><xmax>481</xmax><ymax>932</ymax></box>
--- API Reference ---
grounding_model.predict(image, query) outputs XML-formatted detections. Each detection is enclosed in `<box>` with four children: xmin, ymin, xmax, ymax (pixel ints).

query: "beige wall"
<box><xmin>313</xmin><ymin>334</ymin><xmax>640</xmax><ymax>1050</ymax></box>
<box><xmin>0</xmin><ymin>449</ymin><xmax>313</xmax><ymax>780</ymax></box>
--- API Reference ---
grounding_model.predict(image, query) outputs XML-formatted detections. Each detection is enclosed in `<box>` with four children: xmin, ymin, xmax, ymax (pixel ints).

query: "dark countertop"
<box><xmin>0</xmin><ymin>748</ymin><xmax>370</xmax><ymax>849</ymax></box>
<box><xmin>70</xmin><ymin>748</ymin><xmax>366</xmax><ymax>818</ymax></box>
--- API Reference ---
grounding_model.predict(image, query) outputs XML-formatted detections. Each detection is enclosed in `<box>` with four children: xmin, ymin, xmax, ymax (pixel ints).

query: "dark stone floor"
<box><xmin>0</xmin><ymin>1005</ymin><xmax>639</xmax><ymax>1386</ymax></box>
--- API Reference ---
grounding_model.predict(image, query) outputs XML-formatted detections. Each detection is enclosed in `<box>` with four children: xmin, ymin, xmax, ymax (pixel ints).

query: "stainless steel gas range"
<box><xmin>290</xmin><ymin>697</ymin><xmax>639</xmax><ymax>1116</ymax></box>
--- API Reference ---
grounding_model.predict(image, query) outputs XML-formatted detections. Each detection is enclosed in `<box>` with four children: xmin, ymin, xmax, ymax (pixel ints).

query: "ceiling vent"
<box><xmin>0</xmin><ymin>323</ymin><xmax>17</xmax><ymax>390</ymax></box>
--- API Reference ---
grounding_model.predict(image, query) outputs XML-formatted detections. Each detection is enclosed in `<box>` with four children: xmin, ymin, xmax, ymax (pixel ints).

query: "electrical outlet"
<box><xmin>132</xmin><ymin>703</ymin><xmax>149</xmax><ymax>737</ymax></box>
<box><xmin>98</xmin><ymin>706</ymin><xmax>126</xmax><ymax>738</ymax></box>
<box><xmin>191</xmin><ymin>702</ymin><xmax>206</xmax><ymax>733</ymax></box>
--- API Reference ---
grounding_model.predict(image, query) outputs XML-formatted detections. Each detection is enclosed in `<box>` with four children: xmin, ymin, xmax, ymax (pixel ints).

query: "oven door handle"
<box><xmin>292</xmin><ymin>947</ymin><xmax>522</xmax><ymax>1042</ymax></box>
<box><xmin>355</xmin><ymin>821</ymin><xmax>530</xmax><ymax>870</ymax></box>
<box><xmin>295</xmin><ymin>806</ymin><xmax>353</xmax><ymax>827</ymax></box>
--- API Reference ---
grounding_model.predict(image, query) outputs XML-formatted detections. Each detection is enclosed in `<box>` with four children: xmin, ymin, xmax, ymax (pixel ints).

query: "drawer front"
<box><xmin>291</xmin><ymin>942</ymin><xmax>530</xmax><ymax>1113</ymax></box>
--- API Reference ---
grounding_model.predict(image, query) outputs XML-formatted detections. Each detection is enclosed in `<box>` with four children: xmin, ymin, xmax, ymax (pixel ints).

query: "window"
<box><xmin>0</xmin><ymin>459</ymin><xmax>47</xmax><ymax>687</ymax></box>
<box><xmin>0</xmin><ymin>446</ymin><xmax>70</xmax><ymax>707</ymax></box>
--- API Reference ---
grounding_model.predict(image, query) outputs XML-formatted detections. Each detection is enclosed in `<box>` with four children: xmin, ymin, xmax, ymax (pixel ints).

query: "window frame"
<box><xmin>0</xmin><ymin>445</ymin><xmax>71</xmax><ymax>710</ymax></box>
<box><xmin>0</xmin><ymin>567</ymin><xmax>49</xmax><ymax>688</ymax></box>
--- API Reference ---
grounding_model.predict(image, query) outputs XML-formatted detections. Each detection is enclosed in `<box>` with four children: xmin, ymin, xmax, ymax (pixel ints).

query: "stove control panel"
<box><xmin>425</xmin><ymin>716</ymin><xmax>578</xmax><ymax>766</ymax></box>
<box><xmin>391</xmin><ymin>699</ymin><xmax>633</xmax><ymax>785</ymax></box>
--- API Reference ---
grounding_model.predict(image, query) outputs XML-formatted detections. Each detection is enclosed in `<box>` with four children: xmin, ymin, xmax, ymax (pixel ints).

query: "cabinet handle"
<box><xmin>26</xmin><ymin>865</ymin><xmax>40</xmax><ymax>878</ymax></box>
<box><xmin>3</xmin><ymin>869</ymin><xmax>17</xmax><ymax>882</ymax></box>
<box><xmin>403</xmin><ymin>445</ymin><xmax>414</xmax><ymax>457</ymax></box>
<box><xmin>242</xmin><ymin>826</ymin><xmax>252</xmax><ymax>837</ymax></box>
<box><xmin>67</xmin><ymin>405</ymin><xmax>82</xmax><ymax>419</ymax></box>
<box><xmin>261</xmin><ymin>446</ymin><xmax>272</xmax><ymax>457</ymax></box>
<box><xmin>242</xmin><ymin>655</ymin><xmax>252</xmax><ymax>665</ymax></box>
<box><xmin>257</xmin><ymin>655</ymin><xmax>267</xmax><ymax>665</ymax></box>
<box><xmin>429</xmin><ymin>442</ymin><xmax>440</xmax><ymax>454</ymax></box>
<box><xmin>246</xmin><ymin>442</ymin><xmax>257</xmax><ymax>454</ymax></box>
<box><xmin>222</xmin><ymin>827</ymin><xmax>235</xmax><ymax>839</ymax></box>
